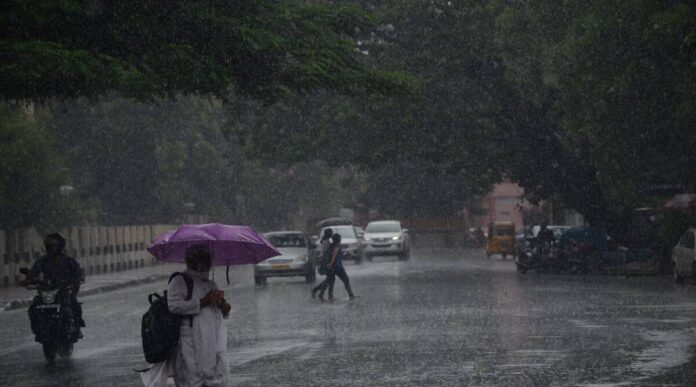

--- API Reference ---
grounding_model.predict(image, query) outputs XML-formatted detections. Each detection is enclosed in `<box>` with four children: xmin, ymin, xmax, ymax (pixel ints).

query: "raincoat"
<box><xmin>141</xmin><ymin>269</ymin><xmax>230</xmax><ymax>387</ymax></box>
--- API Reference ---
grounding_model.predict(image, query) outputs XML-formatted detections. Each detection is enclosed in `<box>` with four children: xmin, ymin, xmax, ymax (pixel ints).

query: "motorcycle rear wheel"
<box><xmin>43</xmin><ymin>343</ymin><xmax>57</xmax><ymax>363</ymax></box>
<box><xmin>58</xmin><ymin>343</ymin><xmax>73</xmax><ymax>358</ymax></box>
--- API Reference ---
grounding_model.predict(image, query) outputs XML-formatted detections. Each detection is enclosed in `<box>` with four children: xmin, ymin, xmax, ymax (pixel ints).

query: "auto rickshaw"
<box><xmin>486</xmin><ymin>221</ymin><xmax>516</xmax><ymax>259</ymax></box>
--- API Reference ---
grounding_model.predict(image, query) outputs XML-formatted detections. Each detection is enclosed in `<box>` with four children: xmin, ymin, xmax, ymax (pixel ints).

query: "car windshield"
<box><xmin>366</xmin><ymin>222</ymin><xmax>401</xmax><ymax>233</ymax></box>
<box><xmin>326</xmin><ymin>226</ymin><xmax>356</xmax><ymax>239</ymax></box>
<box><xmin>265</xmin><ymin>233</ymin><xmax>306</xmax><ymax>248</ymax></box>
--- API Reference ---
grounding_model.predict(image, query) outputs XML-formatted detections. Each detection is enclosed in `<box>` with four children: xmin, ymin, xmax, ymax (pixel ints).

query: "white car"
<box><xmin>363</xmin><ymin>220</ymin><xmax>410</xmax><ymax>261</ymax></box>
<box><xmin>671</xmin><ymin>228</ymin><xmax>696</xmax><ymax>283</ymax></box>
<box><xmin>254</xmin><ymin>231</ymin><xmax>316</xmax><ymax>285</ymax></box>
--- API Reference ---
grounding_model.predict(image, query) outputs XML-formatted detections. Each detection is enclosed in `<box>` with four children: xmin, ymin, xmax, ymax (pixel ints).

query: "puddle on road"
<box><xmin>629</xmin><ymin>328</ymin><xmax>696</xmax><ymax>378</ymax></box>
<box><xmin>227</xmin><ymin>338</ymin><xmax>322</xmax><ymax>366</ymax></box>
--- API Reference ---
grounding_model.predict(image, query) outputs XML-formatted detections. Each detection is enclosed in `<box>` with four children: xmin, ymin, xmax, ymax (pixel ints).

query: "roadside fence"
<box><xmin>1</xmin><ymin>225</ymin><xmax>175</xmax><ymax>288</ymax></box>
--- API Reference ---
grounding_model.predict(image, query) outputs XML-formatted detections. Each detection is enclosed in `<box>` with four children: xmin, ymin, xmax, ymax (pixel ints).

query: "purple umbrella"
<box><xmin>147</xmin><ymin>223</ymin><xmax>280</xmax><ymax>266</ymax></box>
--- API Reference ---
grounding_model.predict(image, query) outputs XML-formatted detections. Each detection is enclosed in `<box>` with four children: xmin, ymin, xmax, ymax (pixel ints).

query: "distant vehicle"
<box><xmin>530</xmin><ymin>225</ymin><xmax>572</xmax><ymax>240</ymax></box>
<box><xmin>254</xmin><ymin>231</ymin><xmax>316</xmax><ymax>286</ymax></box>
<box><xmin>315</xmin><ymin>225</ymin><xmax>365</xmax><ymax>264</ymax></box>
<box><xmin>363</xmin><ymin>220</ymin><xmax>410</xmax><ymax>261</ymax></box>
<box><xmin>486</xmin><ymin>221</ymin><xmax>516</xmax><ymax>259</ymax></box>
<box><xmin>517</xmin><ymin>225</ymin><xmax>571</xmax><ymax>258</ymax></box>
<box><xmin>671</xmin><ymin>228</ymin><xmax>696</xmax><ymax>283</ymax></box>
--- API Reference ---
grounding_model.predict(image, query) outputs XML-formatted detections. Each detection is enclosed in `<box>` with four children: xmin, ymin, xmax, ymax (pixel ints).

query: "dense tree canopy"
<box><xmin>235</xmin><ymin>0</ymin><xmax>696</xmax><ymax>237</ymax></box>
<box><xmin>3</xmin><ymin>0</ymin><xmax>696</xmax><ymax>240</ymax></box>
<box><xmin>1</xmin><ymin>0</ymin><xmax>410</xmax><ymax>101</ymax></box>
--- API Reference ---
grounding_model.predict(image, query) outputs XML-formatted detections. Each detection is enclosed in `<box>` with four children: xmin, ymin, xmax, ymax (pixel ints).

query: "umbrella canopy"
<box><xmin>147</xmin><ymin>223</ymin><xmax>280</xmax><ymax>266</ymax></box>
<box><xmin>314</xmin><ymin>217</ymin><xmax>353</xmax><ymax>229</ymax></box>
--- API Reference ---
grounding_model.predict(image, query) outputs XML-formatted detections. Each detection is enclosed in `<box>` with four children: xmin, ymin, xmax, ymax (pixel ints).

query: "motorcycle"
<box><xmin>19</xmin><ymin>268</ymin><xmax>82</xmax><ymax>363</ymax></box>
<box><xmin>515</xmin><ymin>238</ymin><xmax>563</xmax><ymax>273</ymax></box>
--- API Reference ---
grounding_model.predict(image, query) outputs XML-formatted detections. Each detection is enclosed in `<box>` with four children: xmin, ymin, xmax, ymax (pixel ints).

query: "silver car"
<box><xmin>363</xmin><ymin>220</ymin><xmax>410</xmax><ymax>261</ymax></box>
<box><xmin>316</xmin><ymin>225</ymin><xmax>365</xmax><ymax>264</ymax></box>
<box><xmin>254</xmin><ymin>231</ymin><xmax>316</xmax><ymax>285</ymax></box>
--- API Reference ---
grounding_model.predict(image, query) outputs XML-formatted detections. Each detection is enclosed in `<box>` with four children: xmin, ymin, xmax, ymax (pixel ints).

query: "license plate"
<box><xmin>36</xmin><ymin>304</ymin><xmax>60</xmax><ymax>309</ymax></box>
<box><xmin>374</xmin><ymin>244</ymin><xmax>390</xmax><ymax>248</ymax></box>
<box><xmin>271</xmin><ymin>264</ymin><xmax>290</xmax><ymax>270</ymax></box>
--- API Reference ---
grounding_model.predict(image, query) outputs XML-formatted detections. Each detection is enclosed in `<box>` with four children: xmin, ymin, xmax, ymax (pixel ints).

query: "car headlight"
<box><xmin>294</xmin><ymin>255</ymin><xmax>308</xmax><ymax>262</ymax></box>
<box><xmin>392</xmin><ymin>236</ymin><xmax>400</xmax><ymax>241</ymax></box>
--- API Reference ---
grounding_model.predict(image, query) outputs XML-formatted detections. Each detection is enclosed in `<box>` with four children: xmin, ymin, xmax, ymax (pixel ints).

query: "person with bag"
<box><xmin>141</xmin><ymin>244</ymin><xmax>231</xmax><ymax>387</ymax></box>
<box><xmin>325</xmin><ymin>233</ymin><xmax>355</xmax><ymax>301</ymax></box>
<box><xmin>311</xmin><ymin>229</ymin><xmax>334</xmax><ymax>301</ymax></box>
<box><xmin>311</xmin><ymin>233</ymin><xmax>355</xmax><ymax>301</ymax></box>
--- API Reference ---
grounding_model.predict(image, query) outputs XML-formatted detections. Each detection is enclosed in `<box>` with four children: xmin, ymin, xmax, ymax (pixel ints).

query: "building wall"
<box><xmin>478</xmin><ymin>181</ymin><xmax>526</xmax><ymax>231</ymax></box>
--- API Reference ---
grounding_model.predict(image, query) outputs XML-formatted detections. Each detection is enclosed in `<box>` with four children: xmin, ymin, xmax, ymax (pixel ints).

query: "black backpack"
<box><xmin>141</xmin><ymin>272</ymin><xmax>193</xmax><ymax>364</ymax></box>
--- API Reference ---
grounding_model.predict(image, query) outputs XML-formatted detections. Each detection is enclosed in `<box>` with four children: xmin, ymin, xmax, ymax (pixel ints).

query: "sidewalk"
<box><xmin>0</xmin><ymin>262</ymin><xmax>181</xmax><ymax>312</ymax></box>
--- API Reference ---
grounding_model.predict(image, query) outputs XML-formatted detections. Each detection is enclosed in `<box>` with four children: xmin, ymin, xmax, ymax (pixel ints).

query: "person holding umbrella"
<box><xmin>142</xmin><ymin>224</ymin><xmax>281</xmax><ymax>387</ymax></box>
<box><xmin>142</xmin><ymin>244</ymin><xmax>230</xmax><ymax>387</ymax></box>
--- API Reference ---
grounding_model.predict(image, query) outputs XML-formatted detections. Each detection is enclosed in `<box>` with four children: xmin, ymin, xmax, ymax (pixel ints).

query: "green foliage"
<box><xmin>43</xmin><ymin>96</ymin><xmax>358</xmax><ymax>229</ymax></box>
<box><xmin>0</xmin><ymin>105</ymin><xmax>85</xmax><ymax>231</ymax></box>
<box><xmin>0</xmin><ymin>0</ymin><xmax>409</xmax><ymax>102</ymax></box>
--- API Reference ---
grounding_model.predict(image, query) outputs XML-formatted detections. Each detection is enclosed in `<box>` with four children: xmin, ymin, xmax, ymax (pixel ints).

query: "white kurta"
<box><xmin>141</xmin><ymin>269</ymin><xmax>230</xmax><ymax>387</ymax></box>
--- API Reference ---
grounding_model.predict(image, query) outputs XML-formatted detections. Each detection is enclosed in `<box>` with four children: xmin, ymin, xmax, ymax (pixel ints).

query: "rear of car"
<box><xmin>254</xmin><ymin>232</ymin><xmax>316</xmax><ymax>285</ymax></box>
<box><xmin>363</xmin><ymin>221</ymin><xmax>410</xmax><ymax>261</ymax></box>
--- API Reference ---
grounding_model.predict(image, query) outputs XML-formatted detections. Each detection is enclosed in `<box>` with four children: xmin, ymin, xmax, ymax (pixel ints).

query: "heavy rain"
<box><xmin>1</xmin><ymin>1</ymin><xmax>696</xmax><ymax>386</ymax></box>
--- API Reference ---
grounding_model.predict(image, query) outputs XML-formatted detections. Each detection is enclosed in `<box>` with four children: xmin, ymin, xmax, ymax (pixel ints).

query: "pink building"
<box><xmin>479</xmin><ymin>181</ymin><xmax>526</xmax><ymax>231</ymax></box>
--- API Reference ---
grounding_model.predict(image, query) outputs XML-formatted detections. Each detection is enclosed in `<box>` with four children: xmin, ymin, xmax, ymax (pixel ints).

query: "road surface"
<box><xmin>2</xmin><ymin>248</ymin><xmax>696</xmax><ymax>386</ymax></box>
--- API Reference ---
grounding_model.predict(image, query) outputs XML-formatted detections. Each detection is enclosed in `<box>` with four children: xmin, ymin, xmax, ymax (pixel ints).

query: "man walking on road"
<box><xmin>320</xmin><ymin>234</ymin><xmax>355</xmax><ymax>300</ymax></box>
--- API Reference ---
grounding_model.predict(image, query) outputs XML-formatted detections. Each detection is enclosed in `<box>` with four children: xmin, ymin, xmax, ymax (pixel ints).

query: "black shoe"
<box><xmin>349</xmin><ymin>294</ymin><xmax>355</xmax><ymax>300</ymax></box>
<box><xmin>311</xmin><ymin>289</ymin><xmax>317</xmax><ymax>299</ymax></box>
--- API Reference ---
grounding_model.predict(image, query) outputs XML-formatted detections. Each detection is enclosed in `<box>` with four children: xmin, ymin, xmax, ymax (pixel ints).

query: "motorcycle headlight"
<box><xmin>41</xmin><ymin>290</ymin><xmax>58</xmax><ymax>304</ymax></box>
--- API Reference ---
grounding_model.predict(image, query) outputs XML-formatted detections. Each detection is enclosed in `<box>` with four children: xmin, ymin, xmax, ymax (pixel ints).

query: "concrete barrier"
<box><xmin>1</xmin><ymin>224</ymin><xmax>176</xmax><ymax>288</ymax></box>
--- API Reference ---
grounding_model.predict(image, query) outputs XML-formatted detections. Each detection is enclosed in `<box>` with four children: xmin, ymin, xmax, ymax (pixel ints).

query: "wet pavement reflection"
<box><xmin>2</xmin><ymin>248</ymin><xmax>696</xmax><ymax>386</ymax></box>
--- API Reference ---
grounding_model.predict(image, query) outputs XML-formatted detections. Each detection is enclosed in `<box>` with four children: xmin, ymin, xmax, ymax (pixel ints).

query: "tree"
<box><xmin>1</xmin><ymin>0</ymin><xmax>409</xmax><ymax>102</ymax></box>
<box><xmin>233</xmin><ymin>1</ymin><xmax>506</xmax><ymax>218</ymax></box>
<box><xmin>0</xmin><ymin>105</ymin><xmax>83</xmax><ymax>231</ymax></box>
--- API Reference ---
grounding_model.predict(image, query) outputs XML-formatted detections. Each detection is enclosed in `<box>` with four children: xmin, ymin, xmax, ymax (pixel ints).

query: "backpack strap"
<box><xmin>168</xmin><ymin>272</ymin><xmax>195</xmax><ymax>327</ymax></box>
<box><xmin>168</xmin><ymin>272</ymin><xmax>194</xmax><ymax>301</ymax></box>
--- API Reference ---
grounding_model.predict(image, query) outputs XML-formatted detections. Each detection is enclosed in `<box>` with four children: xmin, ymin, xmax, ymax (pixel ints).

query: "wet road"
<box><xmin>2</xmin><ymin>248</ymin><xmax>696</xmax><ymax>386</ymax></box>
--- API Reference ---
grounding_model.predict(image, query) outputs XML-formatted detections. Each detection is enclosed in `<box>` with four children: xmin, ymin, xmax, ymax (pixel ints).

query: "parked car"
<box><xmin>316</xmin><ymin>225</ymin><xmax>365</xmax><ymax>264</ymax></box>
<box><xmin>254</xmin><ymin>231</ymin><xmax>316</xmax><ymax>286</ymax></box>
<box><xmin>363</xmin><ymin>220</ymin><xmax>410</xmax><ymax>261</ymax></box>
<box><xmin>671</xmin><ymin>228</ymin><xmax>696</xmax><ymax>283</ymax></box>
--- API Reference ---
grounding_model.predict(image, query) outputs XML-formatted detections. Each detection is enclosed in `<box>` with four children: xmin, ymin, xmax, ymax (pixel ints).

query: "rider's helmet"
<box><xmin>44</xmin><ymin>233</ymin><xmax>66</xmax><ymax>258</ymax></box>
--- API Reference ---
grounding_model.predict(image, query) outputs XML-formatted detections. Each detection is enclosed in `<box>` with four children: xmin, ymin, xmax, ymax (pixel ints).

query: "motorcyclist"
<box><xmin>23</xmin><ymin>233</ymin><xmax>85</xmax><ymax>339</ymax></box>
<box><xmin>536</xmin><ymin>222</ymin><xmax>555</xmax><ymax>246</ymax></box>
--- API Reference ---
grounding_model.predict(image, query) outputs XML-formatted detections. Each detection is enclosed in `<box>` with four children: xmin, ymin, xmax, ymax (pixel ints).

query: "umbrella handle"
<box><xmin>226</xmin><ymin>265</ymin><xmax>230</xmax><ymax>285</ymax></box>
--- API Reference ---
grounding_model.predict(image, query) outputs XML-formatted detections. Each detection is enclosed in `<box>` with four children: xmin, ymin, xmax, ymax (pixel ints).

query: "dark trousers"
<box><xmin>327</xmin><ymin>267</ymin><xmax>353</xmax><ymax>298</ymax></box>
<box><xmin>312</xmin><ymin>272</ymin><xmax>332</xmax><ymax>298</ymax></box>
